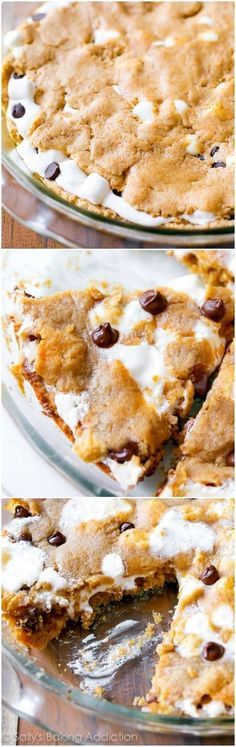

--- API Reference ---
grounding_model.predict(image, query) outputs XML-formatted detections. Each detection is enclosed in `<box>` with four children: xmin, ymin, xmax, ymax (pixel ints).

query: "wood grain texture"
<box><xmin>2</xmin><ymin>210</ymin><xmax>62</xmax><ymax>249</ymax></box>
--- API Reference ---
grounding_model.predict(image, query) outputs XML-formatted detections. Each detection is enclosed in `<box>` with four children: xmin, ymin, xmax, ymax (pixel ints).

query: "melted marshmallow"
<box><xmin>149</xmin><ymin>507</ymin><xmax>216</xmax><ymax>558</ymax></box>
<box><xmin>132</xmin><ymin>100</ymin><xmax>155</xmax><ymax>123</ymax></box>
<box><xmin>177</xmin><ymin>479</ymin><xmax>235</xmax><ymax>498</ymax></box>
<box><xmin>105</xmin><ymin>456</ymin><xmax>144</xmax><ymax>491</ymax></box>
<box><xmin>182</xmin><ymin>210</ymin><xmax>216</xmax><ymax>225</ymax></box>
<box><xmin>153</xmin><ymin>37</ymin><xmax>175</xmax><ymax>47</ymax></box>
<box><xmin>211</xmin><ymin>604</ymin><xmax>234</xmax><ymax>630</ymax></box>
<box><xmin>166</xmin><ymin>273</ymin><xmax>206</xmax><ymax>305</ymax></box>
<box><xmin>37</xmin><ymin>0</ymin><xmax>73</xmax><ymax>12</ymax></box>
<box><xmin>17</xmin><ymin>139</ymin><xmax>65</xmax><ymax>175</ymax></box>
<box><xmin>186</xmin><ymin>134</ymin><xmax>200</xmax><ymax>155</ymax></box>
<box><xmin>198</xmin><ymin>15</ymin><xmax>214</xmax><ymax>26</ymax></box>
<box><xmin>89</xmin><ymin>297</ymin><xmax>153</xmax><ymax>333</ymax></box>
<box><xmin>199</xmin><ymin>31</ymin><xmax>218</xmax><ymax>42</ymax></box>
<box><xmin>193</xmin><ymin>319</ymin><xmax>223</xmax><ymax>352</ymax></box>
<box><xmin>8</xmin><ymin>74</ymin><xmax>218</xmax><ymax>228</ymax></box>
<box><xmin>4</xmin><ymin>28</ymin><xmax>23</xmax><ymax>51</ymax></box>
<box><xmin>59</xmin><ymin>497</ymin><xmax>132</xmax><ymax>531</ymax></box>
<box><xmin>176</xmin><ymin>698</ymin><xmax>228</xmax><ymax>718</ymax></box>
<box><xmin>2</xmin><ymin>536</ymin><xmax>45</xmax><ymax>593</ymax></box>
<box><xmin>178</xmin><ymin>606</ymin><xmax>234</xmax><ymax>661</ymax></box>
<box><xmin>174</xmin><ymin>99</ymin><xmax>189</xmax><ymax>115</ymax></box>
<box><xmin>101</xmin><ymin>334</ymin><xmax>172</xmax><ymax>403</ymax></box>
<box><xmin>78</xmin><ymin>173</ymin><xmax>111</xmax><ymax>204</ymax></box>
<box><xmin>102</xmin><ymin>553</ymin><xmax>125</xmax><ymax>578</ymax></box>
<box><xmin>54</xmin><ymin>391</ymin><xmax>89</xmax><ymax>432</ymax></box>
<box><xmin>94</xmin><ymin>29</ymin><xmax>120</xmax><ymax>44</ymax></box>
<box><xmin>6</xmin><ymin>514</ymin><xmax>40</xmax><ymax>540</ymax></box>
<box><xmin>7</xmin><ymin>76</ymin><xmax>41</xmax><ymax>138</ymax></box>
<box><xmin>56</xmin><ymin>159</ymin><xmax>85</xmax><ymax>194</ymax></box>
<box><xmin>22</xmin><ymin>339</ymin><xmax>38</xmax><ymax>363</ymax></box>
<box><xmin>36</xmin><ymin>567</ymin><xmax>67</xmax><ymax>591</ymax></box>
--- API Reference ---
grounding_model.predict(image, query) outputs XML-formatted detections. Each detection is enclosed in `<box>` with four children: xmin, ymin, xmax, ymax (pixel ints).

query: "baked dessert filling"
<box><xmin>169</xmin><ymin>250</ymin><xmax>235</xmax><ymax>287</ymax></box>
<box><xmin>2</xmin><ymin>1</ymin><xmax>234</xmax><ymax>228</ymax></box>
<box><xmin>9</xmin><ymin>280</ymin><xmax>233</xmax><ymax>491</ymax></box>
<box><xmin>2</xmin><ymin>498</ymin><xmax>234</xmax><ymax>718</ymax></box>
<box><xmin>160</xmin><ymin>342</ymin><xmax>235</xmax><ymax>497</ymax></box>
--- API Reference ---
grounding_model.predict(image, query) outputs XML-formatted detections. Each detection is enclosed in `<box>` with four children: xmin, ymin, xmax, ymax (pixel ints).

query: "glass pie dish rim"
<box><xmin>2</xmin><ymin>140</ymin><xmax>234</xmax><ymax>242</ymax></box>
<box><xmin>2</xmin><ymin>383</ymin><xmax>115</xmax><ymax>497</ymax></box>
<box><xmin>2</xmin><ymin>628</ymin><xmax>234</xmax><ymax>736</ymax></box>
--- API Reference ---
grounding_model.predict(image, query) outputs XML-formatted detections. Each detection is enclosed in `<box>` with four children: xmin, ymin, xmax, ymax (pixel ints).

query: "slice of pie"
<box><xmin>170</xmin><ymin>250</ymin><xmax>235</xmax><ymax>287</ymax></box>
<box><xmin>160</xmin><ymin>342</ymin><xmax>234</xmax><ymax>497</ymax></box>
<box><xmin>10</xmin><ymin>282</ymin><xmax>232</xmax><ymax>490</ymax></box>
<box><xmin>2</xmin><ymin>497</ymin><xmax>234</xmax><ymax>718</ymax></box>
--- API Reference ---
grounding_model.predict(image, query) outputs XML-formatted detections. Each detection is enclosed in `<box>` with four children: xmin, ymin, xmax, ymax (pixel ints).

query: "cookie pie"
<box><xmin>160</xmin><ymin>342</ymin><xmax>234</xmax><ymax>497</ymax></box>
<box><xmin>2</xmin><ymin>1</ymin><xmax>234</xmax><ymax>228</ymax></box>
<box><xmin>170</xmin><ymin>250</ymin><xmax>235</xmax><ymax>287</ymax></box>
<box><xmin>2</xmin><ymin>498</ymin><xmax>234</xmax><ymax>718</ymax></box>
<box><xmin>9</xmin><ymin>281</ymin><xmax>233</xmax><ymax>491</ymax></box>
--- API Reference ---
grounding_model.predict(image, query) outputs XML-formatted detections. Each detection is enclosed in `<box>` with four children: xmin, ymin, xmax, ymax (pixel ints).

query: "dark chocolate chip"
<box><xmin>194</xmin><ymin>373</ymin><xmax>208</xmax><ymax>398</ymax></box>
<box><xmin>109</xmin><ymin>441</ymin><xmax>138</xmax><ymax>463</ymax></box>
<box><xmin>226</xmin><ymin>451</ymin><xmax>234</xmax><ymax>467</ymax></box>
<box><xmin>45</xmin><ymin>162</ymin><xmax>61</xmax><ymax>180</ymax></box>
<box><xmin>200</xmin><ymin>298</ymin><xmax>225</xmax><ymax>321</ymax></box>
<box><xmin>203</xmin><ymin>642</ymin><xmax>225</xmax><ymax>661</ymax></box>
<box><xmin>200</xmin><ymin>565</ymin><xmax>220</xmax><ymax>586</ymax></box>
<box><xmin>28</xmin><ymin>334</ymin><xmax>38</xmax><ymax>342</ymax></box>
<box><xmin>13</xmin><ymin>72</ymin><xmax>25</xmax><ymax>79</ymax></box>
<box><xmin>20</xmin><ymin>607</ymin><xmax>40</xmax><ymax>632</ymax></box>
<box><xmin>196</xmin><ymin>154</ymin><xmax>205</xmax><ymax>161</ymax></box>
<box><xmin>12</xmin><ymin>103</ymin><xmax>25</xmax><ymax>119</ymax></box>
<box><xmin>135</xmin><ymin>577</ymin><xmax>145</xmax><ymax>588</ymax></box>
<box><xmin>91</xmin><ymin>322</ymin><xmax>119</xmax><ymax>348</ymax></box>
<box><xmin>139</xmin><ymin>290</ymin><xmax>167</xmax><ymax>315</ymax></box>
<box><xmin>32</xmin><ymin>12</ymin><xmax>46</xmax><ymax>21</ymax></box>
<box><xmin>18</xmin><ymin>532</ymin><xmax>32</xmax><ymax>543</ymax></box>
<box><xmin>35</xmin><ymin>147</ymin><xmax>39</xmax><ymax>154</ymax></box>
<box><xmin>210</xmin><ymin>146</ymin><xmax>220</xmax><ymax>157</ymax></box>
<box><xmin>113</xmin><ymin>189</ymin><xmax>122</xmax><ymax>197</ymax></box>
<box><xmin>211</xmin><ymin>161</ymin><xmax>226</xmax><ymax>168</ymax></box>
<box><xmin>210</xmin><ymin>145</ymin><xmax>220</xmax><ymax>158</ymax></box>
<box><xmin>120</xmin><ymin>522</ymin><xmax>135</xmax><ymax>533</ymax></box>
<box><xmin>14</xmin><ymin>505</ymin><xmax>32</xmax><ymax>518</ymax></box>
<box><xmin>47</xmin><ymin>531</ymin><xmax>66</xmax><ymax>546</ymax></box>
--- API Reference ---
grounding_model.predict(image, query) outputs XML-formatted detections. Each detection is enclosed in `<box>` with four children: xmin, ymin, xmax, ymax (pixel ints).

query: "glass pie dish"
<box><xmin>2</xmin><ymin>2</ymin><xmax>234</xmax><ymax>249</ymax></box>
<box><xmin>2</xmin><ymin>590</ymin><xmax>234</xmax><ymax>741</ymax></box>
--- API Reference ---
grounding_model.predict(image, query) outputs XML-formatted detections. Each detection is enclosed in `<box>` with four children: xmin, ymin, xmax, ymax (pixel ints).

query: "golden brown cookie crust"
<box><xmin>2</xmin><ymin>2</ymin><xmax>234</xmax><ymax>227</ymax></box>
<box><xmin>2</xmin><ymin>498</ymin><xmax>234</xmax><ymax>717</ymax></box>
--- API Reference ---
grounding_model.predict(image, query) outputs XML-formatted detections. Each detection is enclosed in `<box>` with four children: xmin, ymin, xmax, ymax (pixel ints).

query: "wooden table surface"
<box><xmin>2</xmin><ymin>210</ymin><xmax>62</xmax><ymax>249</ymax></box>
